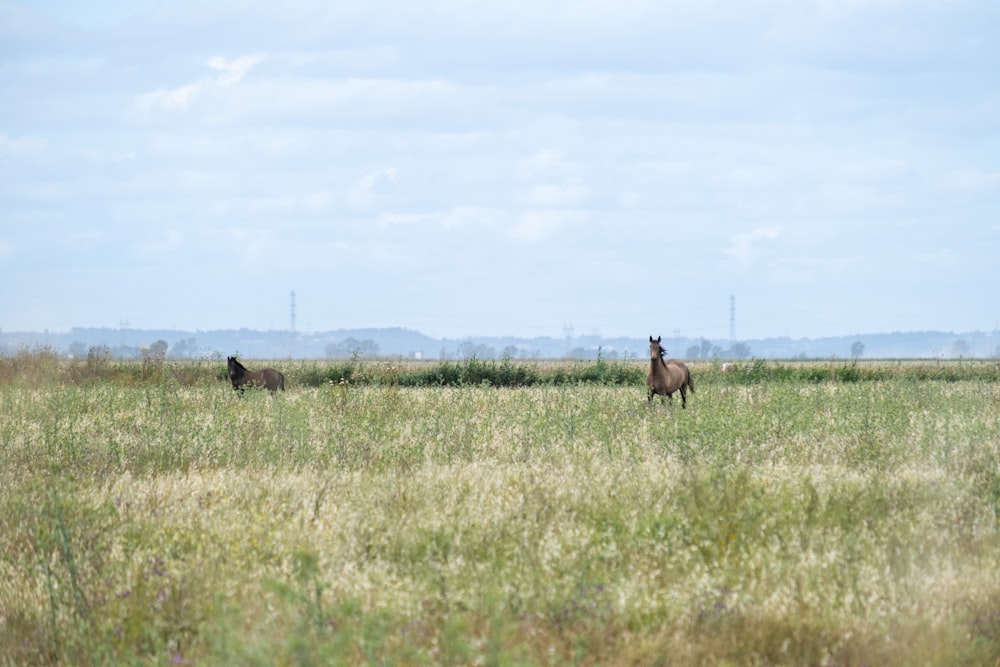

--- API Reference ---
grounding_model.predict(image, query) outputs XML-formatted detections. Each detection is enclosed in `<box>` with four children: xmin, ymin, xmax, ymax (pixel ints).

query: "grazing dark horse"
<box><xmin>227</xmin><ymin>356</ymin><xmax>285</xmax><ymax>394</ymax></box>
<box><xmin>647</xmin><ymin>336</ymin><xmax>695</xmax><ymax>408</ymax></box>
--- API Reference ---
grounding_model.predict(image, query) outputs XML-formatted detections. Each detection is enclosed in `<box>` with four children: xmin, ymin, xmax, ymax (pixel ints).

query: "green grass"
<box><xmin>1</xmin><ymin>353</ymin><xmax>999</xmax><ymax>665</ymax></box>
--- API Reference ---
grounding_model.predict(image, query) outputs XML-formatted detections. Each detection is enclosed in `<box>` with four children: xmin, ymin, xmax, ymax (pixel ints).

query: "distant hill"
<box><xmin>2</xmin><ymin>326</ymin><xmax>998</xmax><ymax>360</ymax></box>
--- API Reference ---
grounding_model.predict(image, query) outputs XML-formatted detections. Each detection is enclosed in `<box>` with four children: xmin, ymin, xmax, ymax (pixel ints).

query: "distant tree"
<box><xmin>501</xmin><ymin>345</ymin><xmax>519</xmax><ymax>359</ymax></box>
<box><xmin>68</xmin><ymin>341</ymin><xmax>87</xmax><ymax>358</ymax></box>
<box><xmin>149</xmin><ymin>340</ymin><xmax>168</xmax><ymax>358</ymax></box>
<box><xmin>116</xmin><ymin>345</ymin><xmax>142</xmax><ymax>359</ymax></box>
<box><xmin>700</xmin><ymin>339</ymin><xmax>714</xmax><ymax>359</ymax></box>
<box><xmin>730</xmin><ymin>342</ymin><xmax>752</xmax><ymax>359</ymax></box>
<box><xmin>850</xmin><ymin>341</ymin><xmax>865</xmax><ymax>358</ymax></box>
<box><xmin>458</xmin><ymin>340</ymin><xmax>496</xmax><ymax>359</ymax></box>
<box><xmin>566</xmin><ymin>347</ymin><xmax>604</xmax><ymax>360</ymax></box>
<box><xmin>170</xmin><ymin>337</ymin><xmax>198</xmax><ymax>358</ymax></box>
<box><xmin>952</xmin><ymin>339</ymin><xmax>969</xmax><ymax>357</ymax></box>
<box><xmin>685</xmin><ymin>345</ymin><xmax>701</xmax><ymax>359</ymax></box>
<box><xmin>326</xmin><ymin>338</ymin><xmax>379</xmax><ymax>358</ymax></box>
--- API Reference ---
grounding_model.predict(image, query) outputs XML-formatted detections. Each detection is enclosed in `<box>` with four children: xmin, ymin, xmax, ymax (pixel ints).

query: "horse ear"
<box><xmin>656</xmin><ymin>336</ymin><xmax>661</xmax><ymax>343</ymax></box>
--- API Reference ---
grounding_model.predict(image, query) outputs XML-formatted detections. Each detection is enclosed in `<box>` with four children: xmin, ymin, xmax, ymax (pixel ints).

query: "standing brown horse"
<box><xmin>647</xmin><ymin>336</ymin><xmax>695</xmax><ymax>408</ymax></box>
<box><xmin>227</xmin><ymin>356</ymin><xmax>285</xmax><ymax>394</ymax></box>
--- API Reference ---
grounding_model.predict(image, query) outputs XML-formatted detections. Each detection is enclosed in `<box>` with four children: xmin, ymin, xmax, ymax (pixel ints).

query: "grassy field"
<box><xmin>1</xmin><ymin>353</ymin><xmax>999</xmax><ymax>665</ymax></box>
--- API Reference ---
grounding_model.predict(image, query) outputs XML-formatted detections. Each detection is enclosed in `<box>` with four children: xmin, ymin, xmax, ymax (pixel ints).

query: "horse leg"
<box><xmin>648</xmin><ymin>388</ymin><xmax>667</xmax><ymax>408</ymax></box>
<box><xmin>679</xmin><ymin>386</ymin><xmax>687</xmax><ymax>409</ymax></box>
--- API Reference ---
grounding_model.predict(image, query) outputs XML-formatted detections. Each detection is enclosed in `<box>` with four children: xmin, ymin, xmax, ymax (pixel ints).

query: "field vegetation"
<box><xmin>1</xmin><ymin>349</ymin><xmax>999</xmax><ymax>665</ymax></box>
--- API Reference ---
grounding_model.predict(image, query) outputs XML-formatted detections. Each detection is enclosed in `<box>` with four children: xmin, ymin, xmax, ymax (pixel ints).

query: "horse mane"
<box><xmin>651</xmin><ymin>343</ymin><xmax>668</xmax><ymax>367</ymax></box>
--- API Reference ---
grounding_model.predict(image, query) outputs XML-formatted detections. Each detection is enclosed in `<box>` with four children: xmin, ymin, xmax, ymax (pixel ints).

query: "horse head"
<box><xmin>227</xmin><ymin>356</ymin><xmax>243</xmax><ymax>384</ymax></box>
<box><xmin>649</xmin><ymin>336</ymin><xmax>666</xmax><ymax>361</ymax></box>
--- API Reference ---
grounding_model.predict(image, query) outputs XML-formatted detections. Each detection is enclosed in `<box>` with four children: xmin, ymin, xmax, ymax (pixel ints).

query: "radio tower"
<box><xmin>289</xmin><ymin>291</ymin><xmax>297</xmax><ymax>333</ymax></box>
<box><xmin>729</xmin><ymin>294</ymin><xmax>736</xmax><ymax>347</ymax></box>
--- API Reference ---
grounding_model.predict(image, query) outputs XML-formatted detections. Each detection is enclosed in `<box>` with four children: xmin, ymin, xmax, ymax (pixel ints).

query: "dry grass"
<box><xmin>1</xmin><ymin>355</ymin><xmax>998</xmax><ymax>665</ymax></box>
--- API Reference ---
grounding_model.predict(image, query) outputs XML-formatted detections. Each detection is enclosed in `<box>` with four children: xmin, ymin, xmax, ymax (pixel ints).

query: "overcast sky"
<box><xmin>2</xmin><ymin>1</ymin><xmax>998</xmax><ymax>341</ymax></box>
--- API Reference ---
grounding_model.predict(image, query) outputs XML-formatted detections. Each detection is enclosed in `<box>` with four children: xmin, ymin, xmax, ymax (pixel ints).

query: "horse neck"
<box><xmin>230</xmin><ymin>362</ymin><xmax>248</xmax><ymax>382</ymax></box>
<box><xmin>650</xmin><ymin>355</ymin><xmax>667</xmax><ymax>374</ymax></box>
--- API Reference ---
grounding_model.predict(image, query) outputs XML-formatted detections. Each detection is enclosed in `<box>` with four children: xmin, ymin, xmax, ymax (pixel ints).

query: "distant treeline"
<box><xmin>2</xmin><ymin>348</ymin><xmax>999</xmax><ymax>388</ymax></box>
<box><xmin>4</xmin><ymin>325</ymin><xmax>1000</xmax><ymax>360</ymax></box>
<box><xmin>302</xmin><ymin>357</ymin><xmax>1000</xmax><ymax>387</ymax></box>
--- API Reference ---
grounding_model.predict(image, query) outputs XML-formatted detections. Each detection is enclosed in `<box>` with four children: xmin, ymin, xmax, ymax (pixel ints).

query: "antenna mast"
<box><xmin>729</xmin><ymin>294</ymin><xmax>736</xmax><ymax>347</ymax></box>
<box><xmin>290</xmin><ymin>291</ymin><xmax>297</xmax><ymax>333</ymax></box>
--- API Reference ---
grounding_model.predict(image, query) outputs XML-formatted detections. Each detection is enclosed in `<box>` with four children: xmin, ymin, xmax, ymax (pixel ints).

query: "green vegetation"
<box><xmin>1</xmin><ymin>351</ymin><xmax>998</xmax><ymax>665</ymax></box>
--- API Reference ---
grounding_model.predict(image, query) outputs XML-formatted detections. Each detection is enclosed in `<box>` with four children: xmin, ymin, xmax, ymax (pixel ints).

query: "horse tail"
<box><xmin>279</xmin><ymin>372</ymin><xmax>286</xmax><ymax>391</ymax></box>
<box><xmin>686</xmin><ymin>368</ymin><xmax>695</xmax><ymax>393</ymax></box>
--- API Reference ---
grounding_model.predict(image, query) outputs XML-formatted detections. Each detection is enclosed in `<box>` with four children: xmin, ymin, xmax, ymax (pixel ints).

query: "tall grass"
<box><xmin>1</xmin><ymin>353</ymin><xmax>998</xmax><ymax>665</ymax></box>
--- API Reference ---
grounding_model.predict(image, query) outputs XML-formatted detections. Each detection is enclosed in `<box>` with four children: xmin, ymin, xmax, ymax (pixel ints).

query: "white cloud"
<box><xmin>618</xmin><ymin>191</ymin><xmax>641</xmax><ymax>208</ymax></box>
<box><xmin>128</xmin><ymin>54</ymin><xmax>266</xmax><ymax>119</ymax></box>
<box><xmin>439</xmin><ymin>207</ymin><xmax>505</xmax><ymax>229</ymax></box>
<box><xmin>723</xmin><ymin>226</ymin><xmax>783</xmax><ymax>266</ymax></box>
<box><xmin>377</xmin><ymin>212</ymin><xmax>430</xmax><ymax>226</ymax></box>
<box><xmin>132</xmin><ymin>81</ymin><xmax>205</xmax><ymax>116</ymax></box>
<box><xmin>208</xmin><ymin>54</ymin><xmax>266</xmax><ymax>86</ymax></box>
<box><xmin>172</xmin><ymin>76</ymin><xmax>463</xmax><ymax>128</ymax></box>
<box><xmin>511</xmin><ymin>209</ymin><xmax>584</xmax><ymax>242</ymax></box>
<box><xmin>517</xmin><ymin>180</ymin><xmax>588</xmax><ymax>207</ymax></box>
<box><xmin>0</xmin><ymin>133</ymin><xmax>47</xmax><ymax>157</ymax></box>
<box><xmin>349</xmin><ymin>167</ymin><xmax>398</xmax><ymax>208</ymax></box>
<box><xmin>913</xmin><ymin>249</ymin><xmax>954</xmax><ymax>266</ymax></box>
<box><xmin>939</xmin><ymin>168</ymin><xmax>1000</xmax><ymax>192</ymax></box>
<box><xmin>24</xmin><ymin>0</ymin><xmax>156</xmax><ymax>29</ymax></box>
<box><xmin>768</xmin><ymin>255</ymin><xmax>861</xmax><ymax>284</ymax></box>
<box><xmin>213</xmin><ymin>191</ymin><xmax>334</xmax><ymax>218</ymax></box>
<box><xmin>206</xmin><ymin>227</ymin><xmax>276</xmax><ymax>270</ymax></box>
<box><xmin>516</xmin><ymin>149</ymin><xmax>568</xmax><ymax>179</ymax></box>
<box><xmin>298</xmin><ymin>191</ymin><xmax>333</xmax><ymax>214</ymax></box>
<box><xmin>135</xmin><ymin>229</ymin><xmax>185</xmax><ymax>255</ymax></box>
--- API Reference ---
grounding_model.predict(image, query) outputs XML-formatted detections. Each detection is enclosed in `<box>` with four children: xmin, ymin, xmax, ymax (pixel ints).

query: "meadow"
<box><xmin>1</xmin><ymin>351</ymin><xmax>998</xmax><ymax>666</ymax></box>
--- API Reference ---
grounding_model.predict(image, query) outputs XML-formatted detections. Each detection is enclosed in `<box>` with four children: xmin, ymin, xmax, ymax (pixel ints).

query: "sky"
<box><xmin>2</xmin><ymin>0</ymin><xmax>998</xmax><ymax>341</ymax></box>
